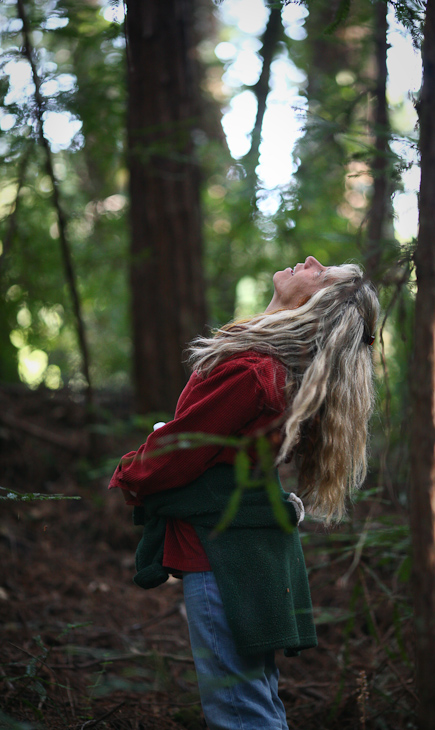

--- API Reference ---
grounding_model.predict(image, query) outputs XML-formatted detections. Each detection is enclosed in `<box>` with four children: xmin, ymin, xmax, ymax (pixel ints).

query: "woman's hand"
<box><xmin>287</xmin><ymin>493</ymin><xmax>305</xmax><ymax>524</ymax></box>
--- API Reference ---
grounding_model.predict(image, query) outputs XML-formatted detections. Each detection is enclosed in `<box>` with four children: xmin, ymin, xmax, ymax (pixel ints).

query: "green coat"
<box><xmin>132</xmin><ymin>464</ymin><xmax>317</xmax><ymax>657</ymax></box>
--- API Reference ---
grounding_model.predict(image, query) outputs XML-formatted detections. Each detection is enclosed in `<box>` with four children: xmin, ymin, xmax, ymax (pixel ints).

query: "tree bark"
<box><xmin>365</xmin><ymin>0</ymin><xmax>390</xmax><ymax>278</ymax></box>
<box><xmin>126</xmin><ymin>0</ymin><xmax>206</xmax><ymax>413</ymax></box>
<box><xmin>410</xmin><ymin>0</ymin><xmax>435</xmax><ymax>727</ymax></box>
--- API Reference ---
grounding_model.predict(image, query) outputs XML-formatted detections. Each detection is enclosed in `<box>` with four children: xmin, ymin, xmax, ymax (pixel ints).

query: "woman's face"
<box><xmin>266</xmin><ymin>256</ymin><xmax>328</xmax><ymax>311</ymax></box>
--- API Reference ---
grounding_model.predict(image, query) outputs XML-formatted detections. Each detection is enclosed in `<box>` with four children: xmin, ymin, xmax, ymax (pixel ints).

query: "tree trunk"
<box><xmin>244</xmin><ymin>6</ymin><xmax>283</xmax><ymax>179</ymax></box>
<box><xmin>365</xmin><ymin>0</ymin><xmax>390</xmax><ymax>278</ymax></box>
<box><xmin>410</xmin><ymin>0</ymin><xmax>435</xmax><ymax>727</ymax></box>
<box><xmin>126</xmin><ymin>0</ymin><xmax>206</xmax><ymax>413</ymax></box>
<box><xmin>289</xmin><ymin>0</ymin><xmax>360</xmax><ymax>250</ymax></box>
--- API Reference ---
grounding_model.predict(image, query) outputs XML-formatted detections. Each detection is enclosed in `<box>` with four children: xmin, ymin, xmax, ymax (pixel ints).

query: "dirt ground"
<box><xmin>0</xmin><ymin>385</ymin><xmax>417</xmax><ymax>729</ymax></box>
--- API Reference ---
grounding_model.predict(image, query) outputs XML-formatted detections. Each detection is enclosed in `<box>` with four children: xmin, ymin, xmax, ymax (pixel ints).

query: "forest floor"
<box><xmin>0</xmin><ymin>385</ymin><xmax>417</xmax><ymax>730</ymax></box>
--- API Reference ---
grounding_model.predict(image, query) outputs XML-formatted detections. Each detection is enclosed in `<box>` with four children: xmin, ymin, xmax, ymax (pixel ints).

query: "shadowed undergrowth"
<box><xmin>0</xmin><ymin>385</ymin><xmax>416</xmax><ymax>730</ymax></box>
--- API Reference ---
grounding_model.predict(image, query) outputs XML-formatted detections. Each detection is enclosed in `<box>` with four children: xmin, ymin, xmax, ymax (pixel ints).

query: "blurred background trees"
<box><xmin>1</xmin><ymin>0</ymin><xmax>432</xmax><ymax>725</ymax></box>
<box><xmin>0</xmin><ymin>0</ymin><xmax>421</xmax><ymax>476</ymax></box>
<box><xmin>1</xmin><ymin>0</ymin><xmax>129</xmax><ymax>396</ymax></box>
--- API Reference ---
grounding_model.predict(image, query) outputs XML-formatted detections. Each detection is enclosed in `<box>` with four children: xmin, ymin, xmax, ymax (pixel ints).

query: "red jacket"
<box><xmin>109</xmin><ymin>352</ymin><xmax>287</xmax><ymax>571</ymax></box>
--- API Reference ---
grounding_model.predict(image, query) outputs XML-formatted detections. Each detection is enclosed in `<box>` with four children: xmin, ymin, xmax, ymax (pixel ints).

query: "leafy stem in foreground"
<box><xmin>0</xmin><ymin>487</ymin><xmax>81</xmax><ymax>502</ymax></box>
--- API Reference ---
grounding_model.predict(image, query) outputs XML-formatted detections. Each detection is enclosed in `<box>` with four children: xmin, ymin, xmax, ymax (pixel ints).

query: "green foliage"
<box><xmin>390</xmin><ymin>0</ymin><xmax>425</xmax><ymax>47</ymax></box>
<box><xmin>0</xmin><ymin>0</ymin><xmax>420</xmax><ymax>382</ymax></box>
<box><xmin>0</xmin><ymin>0</ymin><xmax>129</xmax><ymax>389</ymax></box>
<box><xmin>3</xmin><ymin>626</ymin><xmax>90</xmax><ymax>726</ymax></box>
<box><xmin>198</xmin><ymin>134</ymin><xmax>274</xmax><ymax>324</ymax></box>
<box><xmin>274</xmin><ymin>0</ymin><xmax>375</xmax><ymax>257</ymax></box>
<box><xmin>213</xmin><ymin>436</ymin><xmax>294</xmax><ymax>534</ymax></box>
<box><xmin>372</xmin><ymin>269</ymin><xmax>415</xmax><ymax>501</ymax></box>
<box><xmin>0</xmin><ymin>0</ymin><xmax>421</xmax><ymax>521</ymax></box>
<box><xmin>302</xmin><ymin>485</ymin><xmax>414</xmax><ymax>724</ymax></box>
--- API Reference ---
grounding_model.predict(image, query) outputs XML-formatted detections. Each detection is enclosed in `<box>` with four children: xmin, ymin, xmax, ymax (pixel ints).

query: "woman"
<box><xmin>109</xmin><ymin>256</ymin><xmax>379</xmax><ymax>730</ymax></box>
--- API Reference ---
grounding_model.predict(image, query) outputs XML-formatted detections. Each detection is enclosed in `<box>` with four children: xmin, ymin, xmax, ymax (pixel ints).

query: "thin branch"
<box><xmin>16</xmin><ymin>0</ymin><xmax>93</xmax><ymax>406</ymax></box>
<box><xmin>336</xmin><ymin>504</ymin><xmax>375</xmax><ymax>588</ymax></box>
<box><xmin>241</xmin><ymin>4</ymin><xmax>283</xmax><ymax>203</ymax></box>
<box><xmin>79</xmin><ymin>701</ymin><xmax>126</xmax><ymax>730</ymax></box>
<box><xmin>65</xmin><ymin>676</ymin><xmax>76</xmax><ymax>719</ymax></box>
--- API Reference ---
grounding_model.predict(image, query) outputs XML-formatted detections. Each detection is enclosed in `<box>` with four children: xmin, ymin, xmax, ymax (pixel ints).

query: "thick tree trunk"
<box><xmin>126</xmin><ymin>0</ymin><xmax>206</xmax><ymax>413</ymax></box>
<box><xmin>410</xmin><ymin>0</ymin><xmax>435</xmax><ymax>727</ymax></box>
<box><xmin>291</xmin><ymin>0</ymin><xmax>355</xmax><ymax>243</ymax></box>
<box><xmin>365</xmin><ymin>0</ymin><xmax>390</xmax><ymax>278</ymax></box>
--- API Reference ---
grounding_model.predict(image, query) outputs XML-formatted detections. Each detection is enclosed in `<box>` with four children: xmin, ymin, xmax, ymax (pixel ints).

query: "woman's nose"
<box><xmin>305</xmin><ymin>256</ymin><xmax>322</xmax><ymax>269</ymax></box>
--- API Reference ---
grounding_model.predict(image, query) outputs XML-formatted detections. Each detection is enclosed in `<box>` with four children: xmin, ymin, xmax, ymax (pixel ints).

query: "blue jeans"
<box><xmin>183</xmin><ymin>571</ymin><xmax>288</xmax><ymax>730</ymax></box>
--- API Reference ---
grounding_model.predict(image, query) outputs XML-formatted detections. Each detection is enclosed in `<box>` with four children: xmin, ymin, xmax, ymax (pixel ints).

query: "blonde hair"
<box><xmin>188</xmin><ymin>264</ymin><xmax>379</xmax><ymax>522</ymax></box>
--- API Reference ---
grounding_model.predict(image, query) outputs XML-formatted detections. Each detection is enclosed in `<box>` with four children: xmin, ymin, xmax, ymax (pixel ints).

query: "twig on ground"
<box><xmin>336</xmin><ymin>505</ymin><xmax>375</xmax><ymax>587</ymax></box>
<box><xmin>79</xmin><ymin>700</ymin><xmax>126</xmax><ymax>729</ymax></box>
<box><xmin>66</xmin><ymin>676</ymin><xmax>76</xmax><ymax>718</ymax></box>
<box><xmin>7</xmin><ymin>641</ymin><xmax>51</xmax><ymax>670</ymax></box>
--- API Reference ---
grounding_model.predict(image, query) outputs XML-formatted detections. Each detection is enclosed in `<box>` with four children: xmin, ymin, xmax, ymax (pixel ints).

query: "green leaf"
<box><xmin>255</xmin><ymin>436</ymin><xmax>274</xmax><ymax>473</ymax></box>
<box><xmin>212</xmin><ymin>487</ymin><xmax>243</xmax><ymax>535</ymax></box>
<box><xmin>265</xmin><ymin>477</ymin><xmax>294</xmax><ymax>533</ymax></box>
<box><xmin>234</xmin><ymin>450</ymin><xmax>251</xmax><ymax>487</ymax></box>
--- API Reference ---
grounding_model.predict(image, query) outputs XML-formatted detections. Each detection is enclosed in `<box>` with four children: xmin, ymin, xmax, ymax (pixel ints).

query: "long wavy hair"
<box><xmin>188</xmin><ymin>264</ymin><xmax>380</xmax><ymax>521</ymax></box>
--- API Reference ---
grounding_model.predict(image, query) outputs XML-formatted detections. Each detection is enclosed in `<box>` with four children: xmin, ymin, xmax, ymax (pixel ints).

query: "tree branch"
<box><xmin>250</xmin><ymin>7</ymin><xmax>283</xmax><ymax>163</ymax></box>
<box><xmin>242</xmin><ymin>6</ymin><xmax>283</xmax><ymax>191</ymax></box>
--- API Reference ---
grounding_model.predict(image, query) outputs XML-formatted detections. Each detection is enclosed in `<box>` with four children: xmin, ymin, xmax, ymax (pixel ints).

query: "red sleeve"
<box><xmin>108</xmin><ymin>354</ymin><xmax>286</xmax><ymax>505</ymax></box>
